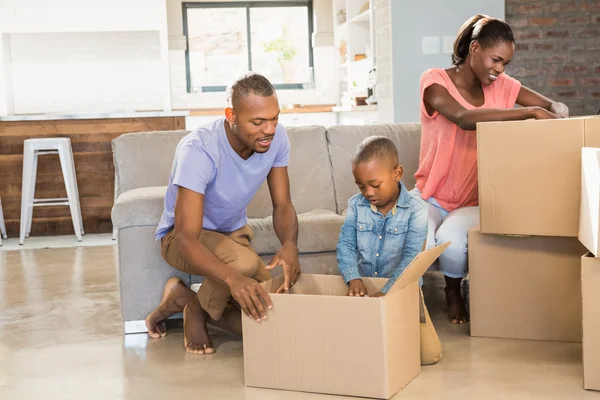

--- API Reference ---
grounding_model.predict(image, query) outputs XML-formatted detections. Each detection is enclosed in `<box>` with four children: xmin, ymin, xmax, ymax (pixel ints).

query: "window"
<box><xmin>183</xmin><ymin>1</ymin><xmax>314</xmax><ymax>93</ymax></box>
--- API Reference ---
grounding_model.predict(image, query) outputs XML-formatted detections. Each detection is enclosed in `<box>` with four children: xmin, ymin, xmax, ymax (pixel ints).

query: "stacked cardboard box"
<box><xmin>579</xmin><ymin>145</ymin><xmax>600</xmax><ymax>391</ymax></box>
<box><xmin>471</xmin><ymin>116</ymin><xmax>600</xmax><ymax>391</ymax></box>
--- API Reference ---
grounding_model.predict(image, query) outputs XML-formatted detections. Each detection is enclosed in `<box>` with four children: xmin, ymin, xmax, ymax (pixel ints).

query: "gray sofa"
<box><xmin>111</xmin><ymin>123</ymin><xmax>422</xmax><ymax>333</ymax></box>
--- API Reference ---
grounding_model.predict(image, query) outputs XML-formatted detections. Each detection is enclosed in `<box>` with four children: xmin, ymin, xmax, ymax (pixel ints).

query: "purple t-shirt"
<box><xmin>155</xmin><ymin>118</ymin><xmax>290</xmax><ymax>240</ymax></box>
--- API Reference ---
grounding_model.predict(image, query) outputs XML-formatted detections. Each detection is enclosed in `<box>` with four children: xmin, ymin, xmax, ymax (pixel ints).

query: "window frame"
<box><xmin>182</xmin><ymin>1</ymin><xmax>314</xmax><ymax>93</ymax></box>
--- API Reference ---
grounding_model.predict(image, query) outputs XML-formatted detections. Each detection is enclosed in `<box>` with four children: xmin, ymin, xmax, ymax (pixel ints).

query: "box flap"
<box><xmin>261</xmin><ymin>274</ymin><xmax>353</xmax><ymax>296</ymax></box>
<box><xmin>579</xmin><ymin>148</ymin><xmax>600</xmax><ymax>256</ymax></box>
<box><xmin>386</xmin><ymin>242</ymin><xmax>450</xmax><ymax>294</ymax></box>
<box><xmin>260</xmin><ymin>275</ymin><xmax>285</xmax><ymax>294</ymax></box>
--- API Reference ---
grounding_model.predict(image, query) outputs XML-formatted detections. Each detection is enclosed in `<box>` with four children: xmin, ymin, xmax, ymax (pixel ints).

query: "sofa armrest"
<box><xmin>111</xmin><ymin>186</ymin><xmax>167</xmax><ymax>230</ymax></box>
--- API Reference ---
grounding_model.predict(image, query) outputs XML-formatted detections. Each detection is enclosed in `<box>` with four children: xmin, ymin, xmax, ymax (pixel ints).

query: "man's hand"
<box><xmin>227</xmin><ymin>274</ymin><xmax>273</xmax><ymax>322</ymax></box>
<box><xmin>266</xmin><ymin>242</ymin><xmax>301</xmax><ymax>294</ymax></box>
<box><xmin>347</xmin><ymin>279</ymin><xmax>368</xmax><ymax>297</ymax></box>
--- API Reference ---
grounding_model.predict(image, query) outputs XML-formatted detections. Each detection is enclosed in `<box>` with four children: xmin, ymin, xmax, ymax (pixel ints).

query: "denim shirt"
<box><xmin>336</xmin><ymin>182</ymin><xmax>428</xmax><ymax>294</ymax></box>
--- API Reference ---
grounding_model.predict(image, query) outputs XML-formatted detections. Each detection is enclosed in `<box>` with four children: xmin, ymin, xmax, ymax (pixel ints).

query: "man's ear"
<box><xmin>225</xmin><ymin>107</ymin><xmax>235</xmax><ymax>124</ymax></box>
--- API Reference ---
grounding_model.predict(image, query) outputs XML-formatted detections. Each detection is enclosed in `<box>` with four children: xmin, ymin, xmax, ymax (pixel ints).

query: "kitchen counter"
<box><xmin>0</xmin><ymin>110</ymin><xmax>189</xmax><ymax>122</ymax></box>
<box><xmin>185</xmin><ymin>104</ymin><xmax>336</xmax><ymax>117</ymax></box>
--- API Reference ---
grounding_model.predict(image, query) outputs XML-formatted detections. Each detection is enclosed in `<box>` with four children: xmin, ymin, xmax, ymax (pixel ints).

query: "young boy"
<box><xmin>336</xmin><ymin>136</ymin><xmax>442</xmax><ymax>365</ymax></box>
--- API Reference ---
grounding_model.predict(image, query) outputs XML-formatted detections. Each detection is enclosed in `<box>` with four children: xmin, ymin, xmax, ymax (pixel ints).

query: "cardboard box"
<box><xmin>582</xmin><ymin>253</ymin><xmax>600</xmax><ymax>391</ymax></box>
<box><xmin>469</xmin><ymin>228</ymin><xmax>585</xmax><ymax>342</ymax></box>
<box><xmin>477</xmin><ymin>117</ymin><xmax>600</xmax><ymax>237</ymax></box>
<box><xmin>580</xmin><ymin>147</ymin><xmax>600</xmax><ymax>256</ymax></box>
<box><xmin>242</xmin><ymin>243</ymin><xmax>449</xmax><ymax>399</ymax></box>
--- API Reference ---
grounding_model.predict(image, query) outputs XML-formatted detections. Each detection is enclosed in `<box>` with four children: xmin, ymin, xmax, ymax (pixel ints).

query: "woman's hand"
<box><xmin>531</xmin><ymin>106</ymin><xmax>559</xmax><ymax>120</ymax></box>
<box><xmin>550</xmin><ymin>102</ymin><xmax>569</xmax><ymax>118</ymax></box>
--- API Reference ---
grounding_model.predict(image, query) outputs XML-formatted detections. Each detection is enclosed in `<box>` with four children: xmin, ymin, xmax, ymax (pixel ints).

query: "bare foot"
<box><xmin>445</xmin><ymin>287</ymin><xmax>468</xmax><ymax>324</ymax></box>
<box><xmin>183</xmin><ymin>296</ymin><xmax>215</xmax><ymax>355</ymax></box>
<box><xmin>208</xmin><ymin>305</ymin><xmax>243</xmax><ymax>337</ymax></box>
<box><xmin>145</xmin><ymin>277</ymin><xmax>195</xmax><ymax>338</ymax></box>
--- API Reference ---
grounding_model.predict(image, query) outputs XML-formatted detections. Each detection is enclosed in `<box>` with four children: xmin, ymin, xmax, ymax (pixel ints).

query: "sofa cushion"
<box><xmin>112</xmin><ymin>188</ymin><xmax>345</xmax><ymax>254</ymax></box>
<box><xmin>248</xmin><ymin>210</ymin><xmax>344</xmax><ymax>255</ymax></box>
<box><xmin>247</xmin><ymin>125</ymin><xmax>337</xmax><ymax>218</ymax></box>
<box><xmin>327</xmin><ymin>123</ymin><xmax>422</xmax><ymax>212</ymax></box>
<box><xmin>112</xmin><ymin>130</ymin><xmax>188</xmax><ymax>197</ymax></box>
<box><xmin>112</xmin><ymin>186</ymin><xmax>167</xmax><ymax>229</ymax></box>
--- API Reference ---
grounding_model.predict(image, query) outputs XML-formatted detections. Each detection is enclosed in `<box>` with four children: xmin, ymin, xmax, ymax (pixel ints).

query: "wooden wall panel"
<box><xmin>0</xmin><ymin>116</ymin><xmax>185</xmax><ymax>237</ymax></box>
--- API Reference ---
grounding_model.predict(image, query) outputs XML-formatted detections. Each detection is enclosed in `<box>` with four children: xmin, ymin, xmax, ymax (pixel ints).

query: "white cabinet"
<box><xmin>187</xmin><ymin>110</ymin><xmax>382</xmax><ymax>131</ymax></box>
<box><xmin>279</xmin><ymin>112</ymin><xmax>337</xmax><ymax>128</ymax></box>
<box><xmin>0</xmin><ymin>0</ymin><xmax>166</xmax><ymax>33</ymax></box>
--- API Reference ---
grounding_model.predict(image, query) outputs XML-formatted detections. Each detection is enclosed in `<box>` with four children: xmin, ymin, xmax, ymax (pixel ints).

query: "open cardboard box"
<box><xmin>242</xmin><ymin>243</ymin><xmax>449</xmax><ymax>399</ymax></box>
<box><xmin>477</xmin><ymin>116</ymin><xmax>600</xmax><ymax>237</ymax></box>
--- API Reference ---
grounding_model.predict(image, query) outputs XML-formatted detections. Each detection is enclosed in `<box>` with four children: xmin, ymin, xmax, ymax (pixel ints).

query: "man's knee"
<box><xmin>225</xmin><ymin>246</ymin><xmax>261</xmax><ymax>278</ymax></box>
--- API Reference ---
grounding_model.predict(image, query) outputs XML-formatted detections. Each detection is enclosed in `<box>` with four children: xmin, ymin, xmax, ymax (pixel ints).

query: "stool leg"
<box><xmin>0</xmin><ymin>197</ymin><xmax>7</xmax><ymax>241</ymax></box>
<box><xmin>69</xmin><ymin>148</ymin><xmax>84</xmax><ymax>235</ymax></box>
<box><xmin>26</xmin><ymin>152</ymin><xmax>38</xmax><ymax>238</ymax></box>
<box><xmin>20</xmin><ymin>144</ymin><xmax>34</xmax><ymax>245</ymax></box>
<box><xmin>58</xmin><ymin>145</ymin><xmax>83</xmax><ymax>242</ymax></box>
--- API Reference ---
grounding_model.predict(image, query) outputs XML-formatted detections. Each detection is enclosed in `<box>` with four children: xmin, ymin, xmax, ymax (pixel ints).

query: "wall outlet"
<box><xmin>422</xmin><ymin>36</ymin><xmax>440</xmax><ymax>55</ymax></box>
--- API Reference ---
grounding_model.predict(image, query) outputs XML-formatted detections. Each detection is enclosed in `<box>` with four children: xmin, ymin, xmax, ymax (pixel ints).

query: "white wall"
<box><xmin>9</xmin><ymin>32</ymin><xmax>164</xmax><ymax>114</ymax></box>
<box><xmin>0</xmin><ymin>0</ymin><xmax>172</xmax><ymax>115</ymax></box>
<box><xmin>0</xmin><ymin>34</ymin><xmax>14</xmax><ymax>115</ymax></box>
<box><xmin>1</xmin><ymin>0</ymin><xmax>336</xmax><ymax>115</ymax></box>
<box><xmin>0</xmin><ymin>0</ymin><xmax>165</xmax><ymax>33</ymax></box>
<box><xmin>377</xmin><ymin>0</ymin><xmax>505</xmax><ymax>123</ymax></box>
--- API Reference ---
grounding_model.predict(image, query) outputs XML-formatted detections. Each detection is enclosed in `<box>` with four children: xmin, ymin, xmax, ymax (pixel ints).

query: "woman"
<box><xmin>412</xmin><ymin>15</ymin><xmax>569</xmax><ymax>324</ymax></box>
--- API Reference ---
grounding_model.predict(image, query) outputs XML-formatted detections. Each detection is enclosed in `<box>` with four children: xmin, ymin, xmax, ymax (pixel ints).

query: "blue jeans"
<box><xmin>410</xmin><ymin>187</ymin><xmax>479</xmax><ymax>278</ymax></box>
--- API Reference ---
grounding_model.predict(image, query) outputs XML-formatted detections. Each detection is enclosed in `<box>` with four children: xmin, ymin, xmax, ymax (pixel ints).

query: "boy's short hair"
<box><xmin>352</xmin><ymin>136</ymin><xmax>399</xmax><ymax>166</ymax></box>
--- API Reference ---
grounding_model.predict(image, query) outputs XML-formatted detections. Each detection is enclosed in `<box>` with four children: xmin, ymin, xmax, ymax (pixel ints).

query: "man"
<box><xmin>145</xmin><ymin>73</ymin><xmax>300</xmax><ymax>354</ymax></box>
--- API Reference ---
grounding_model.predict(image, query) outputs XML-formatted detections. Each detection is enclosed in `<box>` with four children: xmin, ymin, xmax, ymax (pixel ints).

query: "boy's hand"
<box><xmin>371</xmin><ymin>292</ymin><xmax>385</xmax><ymax>298</ymax></box>
<box><xmin>347</xmin><ymin>279</ymin><xmax>368</xmax><ymax>297</ymax></box>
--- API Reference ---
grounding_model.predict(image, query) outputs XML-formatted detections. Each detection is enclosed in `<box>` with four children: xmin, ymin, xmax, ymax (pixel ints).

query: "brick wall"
<box><xmin>506</xmin><ymin>0</ymin><xmax>600</xmax><ymax>116</ymax></box>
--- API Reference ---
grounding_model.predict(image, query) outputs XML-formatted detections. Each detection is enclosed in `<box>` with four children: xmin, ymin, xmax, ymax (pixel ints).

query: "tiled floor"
<box><xmin>0</xmin><ymin>244</ymin><xmax>598</xmax><ymax>400</ymax></box>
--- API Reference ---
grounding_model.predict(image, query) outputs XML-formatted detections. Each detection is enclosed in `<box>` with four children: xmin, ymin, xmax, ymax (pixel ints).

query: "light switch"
<box><xmin>422</xmin><ymin>36</ymin><xmax>440</xmax><ymax>55</ymax></box>
<box><xmin>443</xmin><ymin>36</ymin><xmax>455</xmax><ymax>54</ymax></box>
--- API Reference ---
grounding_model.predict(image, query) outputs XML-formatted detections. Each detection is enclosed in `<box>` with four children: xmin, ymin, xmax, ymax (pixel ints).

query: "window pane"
<box><xmin>187</xmin><ymin>8</ymin><xmax>248</xmax><ymax>91</ymax></box>
<box><xmin>249</xmin><ymin>7</ymin><xmax>310</xmax><ymax>85</ymax></box>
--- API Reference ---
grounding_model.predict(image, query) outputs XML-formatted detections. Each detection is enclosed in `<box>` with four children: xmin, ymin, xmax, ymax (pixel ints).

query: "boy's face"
<box><xmin>352</xmin><ymin>158</ymin><xmax>403</xmax><ymax>209</ymax></box>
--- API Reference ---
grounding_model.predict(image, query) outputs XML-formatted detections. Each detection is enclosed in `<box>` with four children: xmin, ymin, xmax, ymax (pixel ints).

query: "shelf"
<box><xmin>334</xmin><ymin>21</ymin><xmax>348</xmax><ymax>33</ymax></box>
<box><xmin>350</xmin><ymin>10</ymin><xmax>370</xmax><ymax>24</ymax></box>
<box><xmin>350</xmin><ymin>57</ymin><xmax>373</xmax><ymax>68</ymax></box>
